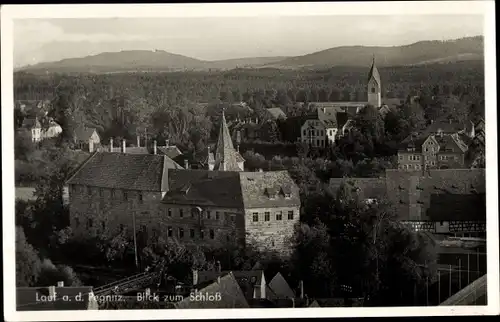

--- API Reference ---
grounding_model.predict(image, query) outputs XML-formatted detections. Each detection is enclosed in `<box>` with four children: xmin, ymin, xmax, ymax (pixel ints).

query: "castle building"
<box><xmin>299</xmin><ymin>57</ymin><xmax>390</xmax><ymax>148</ymax></box>
<box><xmin>66</xmin><ymin>111</ymin><xmax>300</xmax><ymax>254</ymax></box>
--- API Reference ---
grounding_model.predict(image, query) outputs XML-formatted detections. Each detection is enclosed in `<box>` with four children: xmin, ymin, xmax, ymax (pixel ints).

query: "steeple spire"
<box><xmin>213</xmin><ymin>105</ymin><xmax>244</xmax><ymax>171</ymax></box>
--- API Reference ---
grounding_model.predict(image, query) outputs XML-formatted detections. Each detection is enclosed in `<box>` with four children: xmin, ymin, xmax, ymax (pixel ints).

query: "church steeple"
<box><xmin>213</xmin><ymin>108</ymin><xmax>245</xmax><ymax>171</ymax></box>
<box><xmin>367</xmin><ymin>55</ymin><xmax>382</xmax><ymax>107</ymax></box>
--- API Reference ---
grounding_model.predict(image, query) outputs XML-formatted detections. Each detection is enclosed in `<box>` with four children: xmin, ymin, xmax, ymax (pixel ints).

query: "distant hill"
<box><xmin>263</xmin><ymin>36</ymin><xmax>484</xmax><ymax>69</ymax></box>
<box><xmin>17</xmin><ymin>36</ymin><xmax>483</xmax><ymax>74</ymax></box>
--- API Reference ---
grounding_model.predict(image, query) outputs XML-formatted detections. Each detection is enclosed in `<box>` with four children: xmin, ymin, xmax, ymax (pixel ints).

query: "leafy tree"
<box><xmin>16</xmin><ymin>226</ymin><xmax>41</xmax><ymax>287</ymax></box>
<box><xmin>37</xmin><ymin>259</ymin><xmax>82</xmax><ymax>287</ymax></box>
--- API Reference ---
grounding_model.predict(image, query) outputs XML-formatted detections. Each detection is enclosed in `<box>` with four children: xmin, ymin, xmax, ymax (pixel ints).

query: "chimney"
<box><xmin>192</xmin><ymin>269</ymin><xmax>198</xmax><ymax>286</ymax></box>
<box><xmin>48</xmin><ymin>286</ymin><xmax>57</xmax><ymax>298</ymax></box>
<box><xmin>299</xmin><ymin>280</ymin><xmax>304</xmax><ymax>299</ymax></box>
<box><xmin>216</xmin><ymin>260</ymin><xmax>221</xmax><ymax>272</ymax></box>
<box><xmin>110</xmin><ymin>138</ymin><xmax>114</xmax><ymax>152</ymax></box>
<box><xmin>166</xmin><ymin>139</ymin><xmax>169</xmax><ymax>148</ymax></box>
<box><xmin>137</xmin><ymin>135</ymin><xmax>140</xmax><ymax>147</ymax></box>
<box><xmin>57</xmin><ymin>281</ymin><xmax>64</xmax><ymax>287</ymax></box>
<box><xmin>122</xmin><ymin>139</ymin><xmax>126</xmax><ymax>153</ymax></box>
<box><xmin>89</xmin><ymin>140</ymin><xmax>94</xmax><ymax>153</ymax></box>
<box><xmin>153</xmin><ymin>140</ymin><xmax>157</xmax><ymax>155</ymax></box>
<box><xmin>217</xmin><ymin>276</ymin><xmax>221</xmax><ymax>284</ymax></box>
<box><xmin>184</xmin><ymin>159</ymin><xmax>189</xmax><ymax>169</ymax></box>
<box><xmin>323</xmin><ymin>107</ymin><xmax>326</xmax><ymax>113</ymax></box>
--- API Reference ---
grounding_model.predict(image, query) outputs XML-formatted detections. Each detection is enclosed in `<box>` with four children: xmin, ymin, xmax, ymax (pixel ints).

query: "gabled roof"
<box><xmin>162</xmin><ymin>169</ymin><xmax>244</xmax><ymax>208</ymax></box>
<box><xmin>239</xmin><ymin>171</ymin><xmax>301</xmax><ymax>208</ymax></box>
<box><xmin>266</xmin><ymin>107</ymin><xmax>287</xmax><ymax>120</ymax></box>
<box><xmin>66</xmin><ymin>152</ymin><xmax>182</xmax><ymax>191</ymax></box>
<box><xmin>423</xmin><ymin>118</ymin><xmax>465</xmax><ymax>136</ymax></box>
<box><xmin>196</xmin><ymin>270</ymin><xmax>264</xmax><ymax>300</ymax></box>
<box><xmin>317</xmin><ymin>106</ymin><xmax>338</xmax><ymax>128</ymax></box>
<box><xmin>268</xmin><ymin>272</ymin><xmax>295</xmax><ymax>299</ymax></box>
<box><xmin>74</xmin><ymin>127</ymin><xmax>97</xmax><ymax>142</ymax></box>
<box><xmin>157</xmin><ymin>146</ymin><xmax>183</xmax><ymax>159</ymax></box>
<box><xmin>16</xmin><ymin>287</ymin><xmax>97</xmax><ymax>311</ymax></box>
<box><xmin>175</xmin><ymin>272</ymin><xmax>249</xmax><ymax>308</ymax></box>
<box><xmin>214</xmin><ymin>110</ymin><xmax>244</xmax><ymax>171</ymax></box>
<box><xmin>367</xmin><ymin>56</ymin><xmax>381</xmax><ymax>86</ymax></box>
<box><xmin>434</xmin><ymin>134</ymin><xmax>468</xmax><ymax>153</ymax></box>
<box><xmin>398</xmin><ymin>134</ymin><xmax>430</xmax><ymax>152</ymax></box>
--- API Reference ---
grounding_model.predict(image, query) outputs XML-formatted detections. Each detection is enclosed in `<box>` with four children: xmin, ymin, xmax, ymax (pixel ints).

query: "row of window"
<box><xmin>252</xmin><ymin>210</ymin><xmax>294</xmax><ymax>222</ymax></box>
<box><xmin>302</xmin><ymin>129</ymin><xmax>337</xmax><ymax>137</ymax></box>
<box><xmin>166</xmin><ymin>226</ymin><xmax>219</xmax><ymax>240</ymax></box>
<box><xmin>166</xmin><ymin>208</ymin><xmax>236</xmax><ymax>222</ymax></box>
<box><xmin>72</xmin><ymin>185</ymin><xmax>144</xmax><ymax>203</ymax></box>
<box><xmin>302</xmin><ymin>138</ymin><xmax>325</xmax><ymax>147</ymax></box>
<box><xmin>440</xmin><ymin>155</ymin><xmax>458</xmax><ymax>161</ymax></box>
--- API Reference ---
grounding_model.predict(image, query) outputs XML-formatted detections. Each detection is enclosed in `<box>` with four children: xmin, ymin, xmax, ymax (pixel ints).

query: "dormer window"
<box><xmin>265</xmin><ymin>187</ymin><xmax>278</xmax><ymax>199</ymax></box>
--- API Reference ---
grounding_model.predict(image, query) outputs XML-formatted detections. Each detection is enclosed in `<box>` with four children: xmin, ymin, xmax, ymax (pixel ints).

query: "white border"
<box><xmin>2</xmin><ymin>2</ymin><xmax>498</xmax><ymax>321</ymax></box>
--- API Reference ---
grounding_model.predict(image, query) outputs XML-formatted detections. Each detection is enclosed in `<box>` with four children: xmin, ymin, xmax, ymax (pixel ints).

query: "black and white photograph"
<box><xmin>2</xmin><ymin>2</ymin><xmax>498</xmax><ymax>320</ymax></box>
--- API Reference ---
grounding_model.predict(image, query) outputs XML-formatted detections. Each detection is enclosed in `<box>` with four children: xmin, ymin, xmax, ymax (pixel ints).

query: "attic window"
<box><xmin>265</xmin><ymin>187</ymin><xmax>278</xmax><ymax>199</ymax></box>
<box><xmin>281</xmin><ymin>185</ymin><xmax>292</xmax><ymax>199</ymax></box>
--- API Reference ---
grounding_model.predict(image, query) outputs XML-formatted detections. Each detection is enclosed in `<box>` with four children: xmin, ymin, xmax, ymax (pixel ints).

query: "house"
<box><xmin>174</xmin><ymin>272</ymin><xmax>249</xmax><ymax>308</ymax></box>
<box><xmin>66</xmin><ymin>112</ymin><xmax>301</xmax><ymax>254</ymax></box>
<box><xmin>21</xmin><ymin>117</ymin><xmax>62</xmax><ymax>142</ymax></box>
<box><xmin>194</xmin><ymin>270</ymin><xmax>266</xmax><ymax>300</ymax></box>
<box><xmin>299</xmin><ymin>57</ymin><xmax>388</xmax><ymax>147</ymax></box>
<box><xmin>266</xmin><ymin>107</ymin><xmax>287</xmax><ymax>121</ymax></box>
<box><xmin>16</xmin><ymin>282</ymin><xmax>99</xmax><ymax>311</ymax></box>
<box><xmin>73</xmin><ymin>127</ymin><xmax>100</xmax><ymax>152</ymax></box>
<box><xmin>398</xmin><ymin>132</ymin><xmax>469</xmax><ymax>171</ymax></box>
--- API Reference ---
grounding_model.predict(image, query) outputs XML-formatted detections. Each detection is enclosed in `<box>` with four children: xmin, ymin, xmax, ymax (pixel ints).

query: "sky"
<box><xmin>13</xmin><ymin>15</ymin><xmax>483</xmax><ymax>68</ymax></box>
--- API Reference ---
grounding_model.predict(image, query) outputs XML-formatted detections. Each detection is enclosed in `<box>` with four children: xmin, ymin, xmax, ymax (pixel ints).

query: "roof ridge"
<box><xmin>65</xmin><ymin>151</ymin><xmax>98</xmax><ymax>184</ymax></box>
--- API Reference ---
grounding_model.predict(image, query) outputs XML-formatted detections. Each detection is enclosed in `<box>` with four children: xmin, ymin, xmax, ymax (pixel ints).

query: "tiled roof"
<box><xmin>16</xmin><ymin>287</ymin><xmax>97</xmax><ymax>311</ymax></box>
<box><xmin>66</xmin><ymin>152</ymin><xmax>181</xmax><ymax>191</ymax></box>
<box><xmin>427</xmin><ymin>193</ymin><xmax>486</xmax><ymax>221</ymax></box>
<box><xmin>268</xmin><ymin>272</ymin><xmax>295</xmax><ymax>299</ymax></box>
<box><xmin>121</xmin><ymin>147</ymin><xmax>150</xmax><ymax>154</ymax></box>
<box><xmin>317</xmin><ymin>106</ymin><xmax>338</xmax><ymax>128</ymax></box>
<box><xmin>368</xmin><ymin>57</ymin><xmax>381</xmax><ymax>86</ymax></box>
<box><xmin>214</xmin><ymin>111</ymin><xmax>244</xmax><ymax>171</ymax></box>
<box><xmin>238</xmin><ymin>171</ymin><xmax>301</xmax><ymax>208</ymax></box>
<box><xmin>197</xmin><ymin>270</ymin><xmax>264</xmax><ymax>300</ymax></box>
<box><xmin>22</xmin><ymin>118</ymin><xmax>41</xmax><ymax>129</ymax></box>
<box><xmin>74</xmin><ymin>127</ymin><xmax>97</xmax><ymax>142</ymax></box>
<box><xmin>423</xmin><ymin>119</ymin><xmax>465</xmax><ymax>136</ymax></box>
<box><xmin>266</xmin><ymin>108</ymin><xmax>287</xmax><ymax>120</ymax></box>
<box><xmin>162</xmin><ymin>169</ymin><xmax>244</xmax><ymax>208</ymax></box>
<box><xmin>175</xmin><ymin>272</ymin><xmax>249</xmax><ymax>308</ymax></box>
<box><xmin>329</xmin><ymin>178</ymin><xmax>387</xmax><ymax>200</ymax></box>
<box><xmin>398</xmin><ymin>134</ymin><xmax>429</xmax><ymax>152</ymax></box>
<box><xmin>157</xmin><ymin>146</ymin><xmax>183</xmax><ymax>159</ymax></box>
<box><xmin>434</xmin><ymin>134</ymin><xmax>468</xmax><ymax>153</ymax></box>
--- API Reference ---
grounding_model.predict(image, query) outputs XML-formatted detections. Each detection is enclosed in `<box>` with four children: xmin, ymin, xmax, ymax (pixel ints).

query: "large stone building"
<box><xmin>66</xmin><ymin>111</ymin><xmax>300</xmax><ymax>254</ymax></box>
<box><xmin>329</xmin><ymin>168</ymin><xmax>486</xmax><ymax>238</ymax></box>
<box><xmin>299</xmin><ymin>57</ymin><xmax>399</xmax><ymax>148</ymax></box>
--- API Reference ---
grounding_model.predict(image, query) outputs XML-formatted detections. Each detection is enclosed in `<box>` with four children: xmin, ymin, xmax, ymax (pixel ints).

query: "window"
<box><xmin>200</xmin><ymin>230</ymin><xmax>205</xmax><ymax>239</ymax></box>
<box><xmin>303</xmin><ymin>130</ymin><xmax>306</xmax><ymax>136</ymax></box>
<box><xmin>265</xmin><ymin>212</ymin><xmax>270</xmax><ymax>221</ymax></box>
<box><xmin>231</xmin><ymin>215</ymin><xmax>235</xmax><ymax>222</ymax></box>
<box><xmin>179</xmin><ymin>228</ymin><xmax>184</xmax><ymax>238</ymax></box>
<box><xmin>102</xmin><ymin>221</ymin><xmax>106</xmax><ymax>230</ymax></box>
<box><xmin>167</xmin><ymin>226</ymin><xmax>173</xmax><ymax>237</ymax></box>
<box><xmin>209</xmin><ymin>229</ymin><xmax>215</xmax><ymax>239</ymax></box>
<box><xmin>87</xmin><ymin>218</ymin><xmax>93</xmax><ymax>228</ymax></box>
<box><xmin>138</xmin><ymin>192</ymin><xmax>143</xmax><ymax>203</ymax></box>
<box><xmin>276</xmin><ymin>211</ymin><xmax>282</xmax><ymax>221</ymax></box>
<box><xmin>316</xmin><ymin>139</ymin><xmax>320</xmax><ymax>146</ymax></box>
<box><xmin>288</xmin><ymin>211</ymin><xmax>294</xmax><ymax>220</ymax></box>
<box><xmin>216</xmin><ymin>212</ymin><xmax>220</xmax><ymax>220</ymax></box>
<box><xmin>179</xmin><ymin>209</ymin><xmax>184</xmax><ymax>218</ymax></box>
<box><xmin>253</xmin><ymin>213</ymin><xmax>259</xmax><ymax>222</ymax></box>
<box><xmin>123</xmin><ymin>191</ymin><xmax>128</xmax><ymax>201</ymax></box>
<box><xmin>190</xmin><ymin>229</ymin><xmax>195</xmax><ymax>238</ymax></box>
<box><xmin>167</xmin><ymin>208</ymin><xmax>172</xmax><ymax>217</ymax></box>
<box><xmin>371</xmin><ymin>87</ymin><xmax>376</xmax><ymax>93</ymax></box>
<box><xmin>111</xmin><ymin>189</ymin><xmax>116</xmax><ymax>199</ymax></box>
<box><xmin>425</xmin><ymin>147</ymin><xmax>429</xmax><ymax>152</ymax></box>
<box><xmin>99</xmin><ymin>188</ymin><xmax>103</xmax><ymax>198</ymax></box>
<box><xmin>207</xmin><ymin>211</ymin><xmax>211</xmax><ymax>220</ymax></box>
<box><xmin>399</xmin><ymin>155</ymin><xmax>403</xmax><ymax>160</ymax></box>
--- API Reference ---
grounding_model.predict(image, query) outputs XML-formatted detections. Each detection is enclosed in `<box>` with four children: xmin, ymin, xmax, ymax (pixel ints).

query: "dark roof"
<box><xmin>427</xmin><ymin>193</ymin><xmax>486</xmax><ymax>221</ymax></box>
<box><xmin>329</xmin><ymin>178</ymin><xmax>386</xmax><ymax>200</ymax></box>
<box><xmin>196</xmin><ymin>270</ymin><xmax>264</xmax><ymax>300</ymax></box>
<box><xmin>317</xmin><ymin>106</ymin><xmax>338</xmax><ymax>128</ymax></box>
<box><xmin>266</xmin><ymin>108</ymin><xmax>287</xmax><ymax>120</ymax></box>
<box><xmin>175</xmin><ymin>272</ymin><xmax>249</xmax><ymax>308</ymax></box>
<box><xmin>398</xmin><ymin>134</ymin><xmax>429</xmax><ymax>152</ymax></box>
<box><xmin>268</xmin><ymin>272</ymin><xmax>295</xmax><ymax>299</ymax></box>
<box><xmin>66</xmin><ymin>152</ymin><xmax>181</xmax><ymax>191</ymax></box>
<box><xmin>423</xmin><ymin>119</ymin><xmax>465</xmax><ymax>136</ymax></box>
<box><xmin>434</xmin><ymin>134</ymin><xmax>468</xmax><ymax>153</ymax></box>
<box><xmin>368</xmin><ymin>57</ymin><xmax>381</xmax><ymax>86</ymax></box>
<box><xmin>22</xmin><ymin>118</ymin><xmax>41</xmax><ymax>129</ymax></box>
<box><xmin>239</xmin><ymin>171</ymin><xmax>301</xmax><ymax>208</ymax></box>
<box><xmin>214</xmin><ymin>111</ymin><xmax>244</xmax><ymax>171</ymax></box>
<box><xmin>162</xmin><ymin>169</ymin><xmax>244</xmax><ymax>208</ymax></box>
<box><xmin>157</xmin><ymin>146</ymin><xmax>183</xmax><ymax>159</ymax></box>
<box><xmin>74</xmin><ymin>127</ymin><xmax>97</xmax><ymax>142</ymax></box>
<box><xmin>16</xmin><ymin>287</ymin><xmax>97</xmax><ymax>311</ymax></box>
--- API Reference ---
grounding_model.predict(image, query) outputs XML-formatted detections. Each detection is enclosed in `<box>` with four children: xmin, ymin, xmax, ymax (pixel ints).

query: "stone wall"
<box><xmin>244</xmin><ymin>206</ymin><xmax>300</xmax><ymax>254</ymax></box>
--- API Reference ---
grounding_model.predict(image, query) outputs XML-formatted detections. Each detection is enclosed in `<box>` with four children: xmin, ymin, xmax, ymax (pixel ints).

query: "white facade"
<box><xmin>300</xmin><ymin>119</ymin><xmax>328</xmax><ymax>148</ymax></box>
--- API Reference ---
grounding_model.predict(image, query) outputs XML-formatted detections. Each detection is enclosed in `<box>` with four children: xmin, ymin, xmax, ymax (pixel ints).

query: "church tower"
<box><xmin>212</xmin><ymin>109</ymin><xmax>245</xmax><ymax>171</ymax></box>
<box><xmin>367</xmin><ymin>56</ymin><xmax>382</xmax><ymax>108</ymax></box>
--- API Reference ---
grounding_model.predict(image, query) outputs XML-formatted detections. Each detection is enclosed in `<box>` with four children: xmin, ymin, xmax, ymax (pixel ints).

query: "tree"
<box><xmin>37</xmin><ymin>259</ymin><xmax>82</xmax><ymax>287</ymax></box>
<box><xmin>16</xmin><ymin>226</ymin><xmax>41</xmax><ymax>287</ymax></box>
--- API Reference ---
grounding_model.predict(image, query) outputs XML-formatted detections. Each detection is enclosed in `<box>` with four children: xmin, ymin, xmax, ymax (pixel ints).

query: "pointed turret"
<box><xmin>213</xmin><ymin>108</ymin><xmax>245</xmax><ymax>171</ymax></box>
<box><xmin>367</xmin><ymin>55</ymin><xmax>382</xmax><ymax>107</ymax></box>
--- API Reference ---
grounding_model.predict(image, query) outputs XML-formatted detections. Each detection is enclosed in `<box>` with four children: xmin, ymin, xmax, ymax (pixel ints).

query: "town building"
<box><xmin>66</xmin><ymin>111</ymin><xmax>300</xmax><ymax>254</ymax></box>
<box><xmin>73</xmin><ymin>127</ymin><xmax>100</xmax><ymax>152</ymax></box>
<box><xmin>299</xmin><ymin>57</ymin><xmax>396</xmax><ymax>148</ymax></box>
<box><xmin>21</xmin><ymin>117</ymin><xmax>62</xmax><ymax>142</ymax></box>
<box><xmin>265</xmin><ymin>107</ymin><xmax>287</xmax><ymax>121</ymax></box>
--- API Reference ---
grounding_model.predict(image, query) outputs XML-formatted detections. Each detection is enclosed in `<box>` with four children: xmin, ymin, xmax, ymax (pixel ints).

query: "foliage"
<box><xmin>16</xmin><ymin>226</ymin><xmax>42</xmax><ymax>287</ymax></box>
<box><xmin>37</xmin><ymin>259</ymin><xmax>82</xmax><ymax>287</ymax></box>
